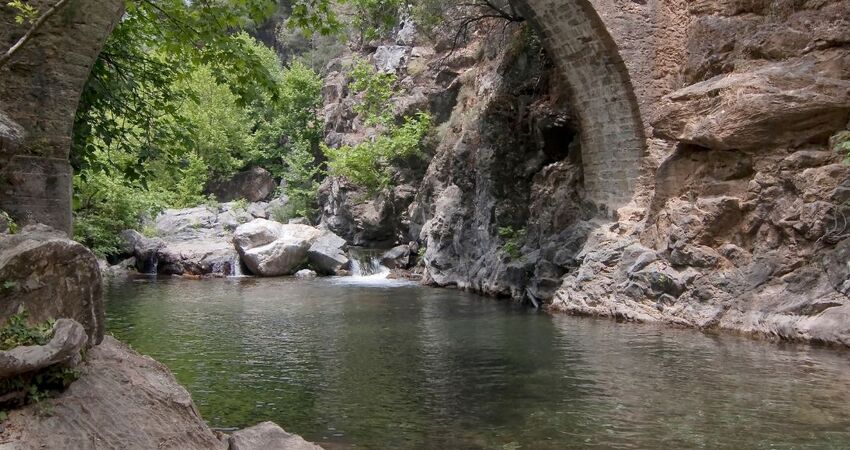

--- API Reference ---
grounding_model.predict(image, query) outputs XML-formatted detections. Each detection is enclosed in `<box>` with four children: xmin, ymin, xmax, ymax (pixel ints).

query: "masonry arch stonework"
<box><xmin>0</xmin><ymin>0</ymin><xmax>124</xmax><ymax>233</ymax></box>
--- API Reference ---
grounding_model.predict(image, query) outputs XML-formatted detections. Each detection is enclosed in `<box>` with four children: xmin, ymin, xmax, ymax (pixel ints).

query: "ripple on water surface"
<box><xmin>105</xmin><ymin>277</ymin><xmax>850</xmax><ymax>450</ymax></box>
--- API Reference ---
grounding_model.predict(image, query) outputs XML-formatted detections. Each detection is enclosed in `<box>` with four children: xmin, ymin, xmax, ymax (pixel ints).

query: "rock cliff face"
<box><xmin>320</xmin><ymin>1</ymin><xmax>850</xmax><ymax>346</ymax></box>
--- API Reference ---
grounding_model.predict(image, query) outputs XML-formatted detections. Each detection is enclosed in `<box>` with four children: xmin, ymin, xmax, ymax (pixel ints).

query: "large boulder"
<box><xmin>380</xmin><ymin>244</ymin><xmax>413</xmax><ymax>270</ymax></box>
<box><xmin>0</xmin><ymin>225</ymin><xmax>104</xmax><ymax>345</ymax></box>
<box><xmin>205</xmin><ymin>167</ymin><xmax>276</xmax><ymax>203</ymax></box>
<box><xmin>229</xmin><ymin>421</ymin><xmax>322</xmax><ymax>450</ymax></box>
<box><xmin>373</xmin><ymin>45</ymin><xmax>410</xmax><ymax>73</ymax></box>
<box><xmin>307</xmin><ymin>231</ymin><xmax>349</xmax><ymax>275</ymax></box>
<box><xmin>318</xmin><ymin>178</ymin><xmax>400</xmax><ymax>246</ymax></box>
<box><xmin>1</xmin><ymin>336</ymin><xmax>226</xmax><ymax>449</ymax></box>
<box><xmin>156</xmin><ymin>241</ymin><xmax>240</xmax><ymax>276</ymax></box>
<box><xmin>234</xmin><ymin>219</ymin><xmax>322</xmax><ymax>276</ymax></box>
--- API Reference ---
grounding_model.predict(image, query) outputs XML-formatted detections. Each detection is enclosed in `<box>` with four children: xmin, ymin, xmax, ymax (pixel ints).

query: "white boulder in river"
<box><xmin>234</xmin><ymin>219</ymin><xmax>320</xmax><ymax>276</ymax></box>
<box><xmin>234</xmin><ymin>219</ymin><xmax>348</xmax><ymax>277</ymax></box>
<box><xmin>307</xmin><ymin>232</ymin><xmax>349</xmax><ymax>275</ymax></box>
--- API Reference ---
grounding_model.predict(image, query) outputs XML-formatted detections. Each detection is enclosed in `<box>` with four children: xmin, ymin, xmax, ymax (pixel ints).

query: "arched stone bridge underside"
<box><xmin>513</xmin><ymin>0</ymin><xmax>650</xmax><ymax>209</ymax></box>
<box><xmin>3</xmin><ymin>1</ymin><xmax>836</xmax><ymax>232</ymax></box>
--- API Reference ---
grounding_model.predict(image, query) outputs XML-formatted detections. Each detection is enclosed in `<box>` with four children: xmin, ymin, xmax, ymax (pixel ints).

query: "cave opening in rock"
<box><xmin>541</xmin><ymin>120</ymin><xmax>578</xmax><ymax>166</ymax></box>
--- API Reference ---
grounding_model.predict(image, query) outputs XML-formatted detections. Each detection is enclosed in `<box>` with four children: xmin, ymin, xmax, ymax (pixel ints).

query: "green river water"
<box><xmin>104</xmin><ymin>276</ymin><xmax>850</xmax><ymax>449</ymax></box>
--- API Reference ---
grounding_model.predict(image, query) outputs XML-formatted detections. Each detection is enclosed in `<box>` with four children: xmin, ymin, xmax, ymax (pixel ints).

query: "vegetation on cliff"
<box><xmin>67</xmin><ymin>0</ymin><xmax>444</xmax><ymax>256</ymax></box>
<box><xmin>324</xmin><ymin>60</ymin><xmax>432</xmax><ymax>194</ymax></box>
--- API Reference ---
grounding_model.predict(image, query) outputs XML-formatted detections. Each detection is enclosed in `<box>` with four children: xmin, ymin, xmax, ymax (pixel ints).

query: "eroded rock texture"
<box><xmin>523</xmin><ymin>0</ymin><xmax>850</xmax><ymax>345</ymax></box>
<box><xmin>0</xmin><ymin>225</ymin><xmax>104</xmax><ymax>344</ymax></box>
<box><xmin>319</xmin><ymin>1</ymin><xmax>850</xmax><ymax>346</ymax></box>
<box><xmin>2</xmin><ymin>336</ymin><xmax>228</xmax><ymax>450</ymax></box>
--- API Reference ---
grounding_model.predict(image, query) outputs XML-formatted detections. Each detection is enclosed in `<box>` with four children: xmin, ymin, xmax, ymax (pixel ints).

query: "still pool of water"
<box><xmin>105</xmin><ymin>277</ymin><xmax>850</xmax><ymax>449</ymax></box>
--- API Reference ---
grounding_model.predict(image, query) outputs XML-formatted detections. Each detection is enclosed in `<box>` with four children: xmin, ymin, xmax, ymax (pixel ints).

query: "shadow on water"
<box><xmin>105</xmin><ymin>277</ymin><xmax>850</xmax><ymax>450</ymax></box>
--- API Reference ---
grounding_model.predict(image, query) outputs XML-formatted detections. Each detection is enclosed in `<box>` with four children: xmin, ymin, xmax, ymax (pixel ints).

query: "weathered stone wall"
<box><xmin>397</xmin><ymin>0</ymin><xmax>850</xmax><ymax>346</ymax></box>
<box><xmin>505</xmin><ymin>0</ymin><xmax>850</xmax><ymax>346</ymax></box>
<box><xmin>513</xmin><ymin>0</ymin><xmax>649</xmax><ymax>209</ymax></box>
<box><xmin>0</xmin><ymin>0</ymin><xmax>124</xmax><ymax>234</ymax></box>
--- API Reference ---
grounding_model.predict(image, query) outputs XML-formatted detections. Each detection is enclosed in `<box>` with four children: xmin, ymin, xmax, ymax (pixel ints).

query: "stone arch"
<box><xmin>0</xmin><ymin>0</ymin><xmax>124</xmax><ymax>233</ymax></box>
<box><xmin>512</xmin><ymin>0</ymin><xmax>647</xmax><ymax>209</ymax></box>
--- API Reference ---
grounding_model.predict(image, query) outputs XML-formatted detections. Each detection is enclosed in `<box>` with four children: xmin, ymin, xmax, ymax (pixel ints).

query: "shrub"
<box><xmin>282</xmin><ymin>140</ymin><xmax>322</xmax><ymax>219</ymax></box>
<box><xmin>323</xmin><ymin>112</ymin><xmax>432</xmax><ymax>193</ymax></box>
<box><xmin>73</xmin><ymin>168</ymin><xmax>164</xmax><ymax>258</ymax></box>
<box><xmin>499</xmin><ymin>226</ymin><xmax>527</xmax><ymax>260</ymax></box>
<box><xmin>831</xmin><ymin>130</ymin><xmax>850</xmax><ymax>158</ymax></box>
<box><xmin>349</xmin><ymin>59</ymin><xmax>397</xmax><ymax>126</ymax></box>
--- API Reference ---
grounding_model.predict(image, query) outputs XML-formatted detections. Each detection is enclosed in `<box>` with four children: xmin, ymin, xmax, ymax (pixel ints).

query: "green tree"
<box><xmin>324</xmin><ymin>112</ymin><xmax>432</xmax><ymax>194</ymax></box>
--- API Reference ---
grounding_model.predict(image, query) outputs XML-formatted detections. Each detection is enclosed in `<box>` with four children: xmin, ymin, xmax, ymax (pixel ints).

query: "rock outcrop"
<box><xmin>121</xmin><ymin>203</ymin><xmax>265</xmax><ymax>276</ymax></box>
<box><xmin>316</xmin><ymin>2</ymin><xmax>850</xmax><ymax>346</ymax></box>
<box><xmin>318</xmin><ymin>177</ymin><xmax>413</xmax><ymax>247</ymax></box>
<box><xmin>0</xmin><ymin>225</ymin><xmax>104</xmax><ymax>344</ymax></box>
<box><xmin>229</xmin><ymin>421</ymin><xmax>322</xmax><ymax>450</ymax></box>
<box><xmin>0</xmin><ymin>319</ymin><xmax>87</xmax><ymax>380</ymax></box>
<box><xmin>0</xmin><ymin>336</ymin><xmax>322</xmax><ymax>450</ymax></box>
<box><xmin>205</xmin><ymin>167</ymin><xmax>277</xmax><ymax>203</ymax></box>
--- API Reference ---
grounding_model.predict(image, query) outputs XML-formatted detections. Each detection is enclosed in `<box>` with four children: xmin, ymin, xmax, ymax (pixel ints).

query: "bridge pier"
<box><xmin>0</xmin><ymin>0</ymin><xmax>124</xmax><ymax>234</ymax></box>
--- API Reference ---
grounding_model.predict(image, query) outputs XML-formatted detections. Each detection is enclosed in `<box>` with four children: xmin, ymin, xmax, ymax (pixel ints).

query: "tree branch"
<box><xmin>0</xmin><ymin>0</ymin><xmax>73</xmax><ymax>69</ymax></box>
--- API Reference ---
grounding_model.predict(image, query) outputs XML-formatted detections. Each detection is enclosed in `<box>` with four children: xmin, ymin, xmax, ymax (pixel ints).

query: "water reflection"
<box><xmin>105</xmin><ymin>277</ymin><xmax>850</xmax><ymax>449</ymax></box>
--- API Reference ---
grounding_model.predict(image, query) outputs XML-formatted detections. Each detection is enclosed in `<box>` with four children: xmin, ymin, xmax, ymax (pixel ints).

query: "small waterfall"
<box><xmin>229</xmin><ymin>257</ymin><xmax>245</xmax><ymax>278</ymax></box>
<box><xmin>348</xmin><ymin>248</ymin><xmax>390</xmax><ymax>278</ymax></box>
<box><xmin>143</xmin><ymin>253</ymin><xmax>159</xmax><ymax>275</ymax></box>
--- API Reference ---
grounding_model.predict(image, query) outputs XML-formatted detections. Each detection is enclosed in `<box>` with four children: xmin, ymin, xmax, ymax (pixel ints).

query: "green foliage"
<box><xmin>323</xmin><ymin>59</ymin><xmax>431</xmax><ymax>194</ymax></box>
<box><xmin>6</xmin><ymin>0</ymin><xmax>37</xmax><ymax>24</ymax></box>
<box><xmin>0</xmin><ymin>211</ymin><xmax>17</xmax><ymax>234</ymax></box>
<box><xmin>324</xmin><ymin>112</ymin><xmax>432</xmax><ymax>193</ymax></box>
<box><xmin>71</xmin><ymin>2</ymin><xmax>325</xmax><ymax>256</ymax></box>
<box><xmin>831</xmin><ymin>131</ymin><xmax>850</xmax><ymax>158</ymax></box>
<box><xmin>73</xmin><ymin>165</ymin><xmax>166</xmax><ymax>257</ymax></box>
<box><xmin>0</xmin><ymin>309</ymin><xmax>54</xmax><ymax>351</ymax></box>
<box><xmin>269</xmin><ymin>205</ymin><xmax>293</xmax><ymax>223</ymax></box>
<box><xmin>231</xmin><ymin>198</ymin><xmax>249</xmax><ymax>212</ymax></box>
<box><xmin>282</xmin><ymin>140</ymin><xmax>322</xmax><ymax>219</ymax></box>
<box><xmin>288</xmin><ymin>0</ymin><xmax>404</xmax><ymax>42</ymax></box>
<box><xmin>349</xmin><ymin>59</ymin><xmax>397</xmax><ymax>126</ymax></box>
<box><xmin>251</xmin><ymin>60</ymin><xmax>324</xmax><ymax>176</ymax></box>
<box><xmin>177</xmin><ymin>65</ymin><xmax>258</xmax><ymax>177</ymax></box>
<box><xmin>498</xmin><ymin>226</ymin><xmax>526</xmax><ymax>259</ymax></box>
<box><xmin>348</xmin><ymin>0</ymin><xmax>405</xmax><ymax>42</ymax></box>
<box><xmin>288</xmin><ymin>0</ymin><xmax>344</xmax><ymax>36</ymax></box>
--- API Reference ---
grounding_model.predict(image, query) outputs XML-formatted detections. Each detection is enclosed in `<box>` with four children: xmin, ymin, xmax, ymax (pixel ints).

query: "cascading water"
<box><xmin>144</xmin><ymin>253</ymin><xmax>159</xmax><ymax>275</ymax></box>
<box><xmin>347</xmin><ymin>248</ymin><xmax>390</xmax><ymax>278</ymax></box>
<box><xmin>229</xmin><ymin>257</ymin><xmax>245</xmax><ymax>278</ymax></box>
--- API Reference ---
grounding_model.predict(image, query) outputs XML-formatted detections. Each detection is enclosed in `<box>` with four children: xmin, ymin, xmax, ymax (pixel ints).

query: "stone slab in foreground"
<box><xmin>0</xmin><ymin>337</ymin><xmax>322</xmax><ymax>450</ymax></box>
